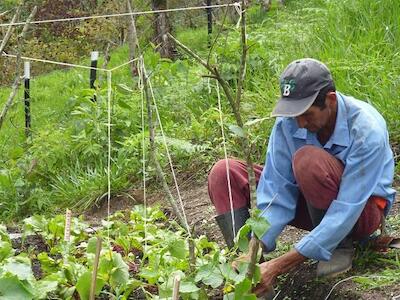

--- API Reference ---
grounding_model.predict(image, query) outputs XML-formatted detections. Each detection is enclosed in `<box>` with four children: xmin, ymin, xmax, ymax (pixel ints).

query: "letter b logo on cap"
<box><xmin>280</xmin><ymin>79</ymin><xmax>296</xmax><ymax>97</ymax></box>
<box><xmin>282</xmin><ymin>84</ymin><xmax>291</xmax><ymax>96</ymax></box>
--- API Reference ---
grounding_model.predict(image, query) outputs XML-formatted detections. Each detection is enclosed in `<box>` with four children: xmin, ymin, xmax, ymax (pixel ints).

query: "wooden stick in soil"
<box><xmin>89</xmin><ymin>237</ymin><xmax>102</xmax><ymax>300</ymax></box>
<box><xmin>172</xmin><ymin>275</ymin><xmax>181</xmax><ymax>300</ymax></box>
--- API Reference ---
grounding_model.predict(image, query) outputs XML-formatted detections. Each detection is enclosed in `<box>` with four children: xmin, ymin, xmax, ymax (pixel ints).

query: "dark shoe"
<box><xmin>215</xmin><ymin>207</ymin><xmax>250</xmax><ymax>248</ymax></box>
<box><xmin>317</xmin><ymin>237</ymin><xmax>354</xmax><ymax>278</ymax></box>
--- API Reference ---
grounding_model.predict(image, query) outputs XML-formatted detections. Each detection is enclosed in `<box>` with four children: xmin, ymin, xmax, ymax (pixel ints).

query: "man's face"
<box><xmin>295</xmin><ymin>93</ymin><xmax>336</xmax><ymax>133</ymax></box>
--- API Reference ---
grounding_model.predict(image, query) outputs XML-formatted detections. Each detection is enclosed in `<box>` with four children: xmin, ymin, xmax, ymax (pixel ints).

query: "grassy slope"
<box><xmin>0</xmin><ymin>0</ymin><xmax>399</xmax><ymax>220</ymax></box>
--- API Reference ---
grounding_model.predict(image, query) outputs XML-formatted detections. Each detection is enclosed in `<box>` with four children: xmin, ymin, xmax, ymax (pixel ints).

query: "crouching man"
<box><xmin>208</xmin><ymin>58</ymin><xmax>396</xmax><ymax>295</ymax></box>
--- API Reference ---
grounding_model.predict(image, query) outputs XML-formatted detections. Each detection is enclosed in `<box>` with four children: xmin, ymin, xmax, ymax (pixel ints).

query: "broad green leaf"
<box><xmin>110</xmin><ymin>252</ymin><xmax>129</xmax><ymax>287</ymax></box>
<box><xmin>76</xmin><ymin>271</ymin><xmax>105</xmax><ymax>300</ymax></box>
<box><xmin>245</xmin><ymin>216</ymin><xmax>270</xmax><ymax>240</ymax></box>
<box><xmin>0</xmin><ymin>224</ymin><xmax>10</xmax><ymax>242</ymax></box>
<box><xmin>34</xmin><ymin>280</ymin><xmax>58</xmax><ymax>299</ymax></box>
<box><xmin>228</xmin><ymin>125</ymin><xmax>246</xmax><ymax>138</ymax></box>
<box><xmin>195</xmin><ymin>264</ymin><xmax>223</xmax><ymax>288</ymax></box>
<box><xmin>117</xmin><ymin>99</ymin><xmax>133</xmax><ymax>110</ymax></box>
<box><xmin>168</xmin><ymin>239</ymin><xmax>187</xmax><ymax>259</ymax></box>
<box><xmin>117</xmin><ymin>84</ymin><xmax>134</xmax><ymax>93</ymax></box>
<box><xmin>180</xmin><ymin>281</ymin><xmax>200</xmax><ymax>293</ymax></box>
<box><xmin>236</xmin><ymin>224</ymin><xmax>251</xmax><ymax>252</ymax></box>
<box><xmin>0</xmin><ymin>240</ymin><xmax>14</xmax><ymax>262</ymax></box>
<box><xmin>37</xmin><ymin>252</ymin><xmax>58</xmax><ymax>274</ymax></box>
<box><xmin>3</xmin><ymin>256</ymin><xmax>34</xmax><ymax>281</ymax></box>
<box><xmin>86</xmin><ymin>237</ymin><xmax>98</xmax><ymax>254</ymax></box>
<box><xmin>234</xmin><ymin>278</ymin><xmax>256</xmax><ymax>300</ymax></box>
<box><xmin>0</xmin><ymin>274</ymin><xmax>34</xmax><ymax>300</ymax></box>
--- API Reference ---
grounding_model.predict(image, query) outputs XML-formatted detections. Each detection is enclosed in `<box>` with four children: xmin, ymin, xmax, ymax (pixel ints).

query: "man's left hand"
<box><xmin>253</xmin><ymin>261</ymin><xmax>279</xmax><ymax>297</ymax></box>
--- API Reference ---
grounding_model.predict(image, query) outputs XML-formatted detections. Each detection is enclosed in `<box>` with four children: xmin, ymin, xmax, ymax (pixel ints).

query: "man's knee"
<box><xmin>292</xmin><ymin>145</ymin><xmax>324</xmax><ymax>177</ymax></box>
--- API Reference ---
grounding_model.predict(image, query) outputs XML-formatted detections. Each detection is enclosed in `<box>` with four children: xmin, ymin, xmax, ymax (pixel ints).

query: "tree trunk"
<box><xmin>152</xmin><ymin>0</ymin><xmax>176</xmax><ymax>59</ymax></box>
<box><xmin>126</xmin><ymin>0</ymin><xmax>139</xmax><ymax>76</ymax></box>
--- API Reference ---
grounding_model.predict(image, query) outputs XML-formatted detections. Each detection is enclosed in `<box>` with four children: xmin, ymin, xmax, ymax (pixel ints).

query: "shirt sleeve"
<box><xmin>295</xmin><ymin>125</ymin><xmax>386</xmax><ymax>261</ymax></box>
<box><xmin>257</xmin><ymin>120</ymin><xmax>299</xmax><ymax>252</ymax></box>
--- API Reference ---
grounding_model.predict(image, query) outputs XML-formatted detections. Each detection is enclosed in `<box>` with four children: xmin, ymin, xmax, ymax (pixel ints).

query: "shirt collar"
<box><xmin>324</xmin><ymin>92</ymin><xmax>350</xmax><ymax>148</ymax></box>
<box><xmin>291</xmin><ymin>92</ymin><xmax>350</xmax><ymax>148</ymax></box>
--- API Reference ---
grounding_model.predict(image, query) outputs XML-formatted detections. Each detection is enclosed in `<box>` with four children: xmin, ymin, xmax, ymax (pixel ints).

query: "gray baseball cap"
<box><xmin>271</xmin><ymin>58</ymin><xmax>334</xmax><ymax>117</ymax></box>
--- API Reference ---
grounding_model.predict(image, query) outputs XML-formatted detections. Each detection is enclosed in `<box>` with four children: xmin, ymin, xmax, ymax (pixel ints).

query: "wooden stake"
<box><xmin>89</xmin><ymin>237</ymin><xmax>102</xmax><ymax>300</ymax></box>
<box><xmin>172</xmin><ymin>275</ymin><xmax>181</xmax><ymax>300</ymax></box>
<box><xmin>64</xmin><ymin>209</ymin><xmax>72</xmax><ymax>242</ymax></box>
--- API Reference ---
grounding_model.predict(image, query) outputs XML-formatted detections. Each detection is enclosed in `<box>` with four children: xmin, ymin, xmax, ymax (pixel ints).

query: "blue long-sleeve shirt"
<box><xmin>257</xmin><ymin>92</ymin><xmax>396</xmax><ymax>261</ymax></box>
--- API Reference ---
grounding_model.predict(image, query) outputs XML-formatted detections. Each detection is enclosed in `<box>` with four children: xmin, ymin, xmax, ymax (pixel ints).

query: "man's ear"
<box><xmin>326</xmin><ymin>91</ymin><xmax>337</xmax><ymax>106</ymax></box>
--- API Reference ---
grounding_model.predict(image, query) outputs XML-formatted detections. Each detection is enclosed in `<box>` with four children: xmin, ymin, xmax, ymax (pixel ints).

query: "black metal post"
<box><xmin>24</xmin><ymin>61</ymin><xmax>31</xmax><ymax>137</ymax></box>
<box><xmin>90</xmin><ymin>51</ymin><xmax>99</xmax><ymax>101</ymax></box>
<box><xmin>206</xmin><ymin>0</ymin><xmax>212</xmax><ymax>48</ymax></box>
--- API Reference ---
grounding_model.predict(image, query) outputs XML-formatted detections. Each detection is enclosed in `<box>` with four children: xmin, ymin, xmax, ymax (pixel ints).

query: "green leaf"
<box><xmin>110</xmin><ymin>252</ymin><xmax>129</xmax><ymax>287</ymax></box>
<box><xmin>244</xmin><ymin>117</ymin><xmax>271</xmax><ymax>127</ymax></box>
<box><xmin>0</xmin><ymin>224</ymin><xmax>10</xmax><ymax>242</ymax></box>
<box><xmin>180</xmin><ymin>281</ymin><xmax>200</xmax><ymax>293</ymax></box>
<box><xmin>34</xmin><ymin>280</ymin><xmax>58</xmax><ymax>299</ymax></box>
<box><xmin>117</xmin><ymin>84</ymin><xmax>134</xmax><ymax>93</ymax></box>
<box><xmin>76</xmin><ymin>271</ymin><xmax>105</xmax><ymax>300</ymax></box>
<box><xmin>117</xmin><ymin>99</ymin><xmax>133</xmax><ymax>110</ymax></box>
<box><xmin>195</xmin><ymin>264</ymin><xmax>224</xmax><ymax>288</ymax></box>
<box><xmin>37</xmin><ymin>252</ymin><xmax>58</xmax><ymax>274</ymax></box>
<box><xmin>86</xmin><ymin>237</ymin><xmax>98</xmax><ymax>254</ymax></box>
<box><xmin>3</xmin><ymin>256</ymin><xmax>34</xmax><ymax>281</ymax></box>
<box><xmin>228</xmin><ymin>125</ymin><xmax>246</xmax><ymax>138</ymax></box>
<box><xmin>234</xmin><ymin>278</ymin><xmax>256</xmax><ymax>300</ymax></box>
<box><xmin>0</xmin><ymin>240</ymin><xmax>14</xmax><ymax>263</ymax></box>
<box><xmin>236</xmin><ymin>224</ymin><xmax>251</xmax><ymax>252</ymax></box>
<box><xmin>168</xmin><ymin>239</ymin><xmax>187</xmax><ymax>259</ymax></box>
<box><xmin>245</xmin><ymin>216</ymin><xmax>270</xmax><ymax>240</ymax></box>
<box><xmin>0</xmin><ymin>274</ymin><xmax>34</xmax><ymax>300</ymax></box>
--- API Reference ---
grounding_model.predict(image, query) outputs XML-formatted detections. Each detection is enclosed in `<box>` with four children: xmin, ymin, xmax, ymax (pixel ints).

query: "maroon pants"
<box><xmin>208</xmin><ymin>146</ymin><xmax>384</xmax><ymax>240</ymax></box>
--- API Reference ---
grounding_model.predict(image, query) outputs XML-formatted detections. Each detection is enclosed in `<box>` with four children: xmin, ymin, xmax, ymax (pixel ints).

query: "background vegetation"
<box><xmin>0</xmin><ymin>0</ymin><xmax>399</xmax><ymax>224</ymax></box>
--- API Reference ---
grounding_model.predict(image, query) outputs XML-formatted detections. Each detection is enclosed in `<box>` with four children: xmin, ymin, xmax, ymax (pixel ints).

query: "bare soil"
<box><xmin>85</xmin><ymin>177</ymin><xmax>400</xmax><ymax>300</ymax></box>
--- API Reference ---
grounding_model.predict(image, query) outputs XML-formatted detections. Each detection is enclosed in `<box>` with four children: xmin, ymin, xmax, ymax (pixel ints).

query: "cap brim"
<box><xmin>271</xmin><ymin>90</ymin><xmax>319</xmax><ymax>117</ymax></box>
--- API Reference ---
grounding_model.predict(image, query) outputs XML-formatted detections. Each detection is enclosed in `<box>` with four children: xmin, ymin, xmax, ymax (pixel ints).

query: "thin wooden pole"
<box><xmin>206</xmin><ymin>0</ymin><xmax>212</xmax><ymax>48</ymax></box>
<box><xmin>172</xmin><ymin>275</ymin><xmax>181</xmax><ymax>300</ymax></box>
<box><xmin>89</xmin><ymin>237</ymin><xmax>102</xmax><ymax>300</ymax></box>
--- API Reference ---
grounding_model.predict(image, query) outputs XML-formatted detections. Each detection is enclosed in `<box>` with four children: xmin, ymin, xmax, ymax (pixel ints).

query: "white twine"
<box><xmin>107</xmin><ymin>70</ymin><xmax>112</xmax><ymax>241</ymax></box>
<box><xmin>324</xmin><ymin>275</ymin><xmax>397</xmax><ymax>300</ymax></box>
<box><xmin>137</xmin><ymin>57</ymin><xmax>148</xmax><ymax>249</ymax></box>
<box><xmin>215</xmin><ymin>81</ymin><xmax>236</xmax><ymax>239</ymax></box>
<box><xmin>235</xmin><ymin>2</ymin><xmax>243</xmax><ymax>29</ymax></box>
<box><xmin>142</xmin><ymin>60</ymin><xmax>191</xmax><ymax>236</ymax></box>
<box><xmin>0</xmin><ymin>3</ymin><xmax>240</xmax><ymax>27</ymax></box>
<box><xmin>2</xmin><ymin>52</ymin><xmax>139</xmax><ymax>72</ymax></box>
<box><xmin>2</xmin><ymin>52</ymin><xmax>109</xmax><ymax>71</ymax></box>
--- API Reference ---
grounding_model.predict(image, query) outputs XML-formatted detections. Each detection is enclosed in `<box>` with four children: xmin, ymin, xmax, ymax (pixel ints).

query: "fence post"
<box><xmin>90</xmin><ymin>51</ymin><xmax>99</xmax><ymax>101</ymax></box>
<box><xmin>206</xmin><ymin>0</ymin><xmax>212</xmax><ymax>47</ymax></box>
<box><xmin>24</xmin><ymin>61</ymin><xmax>31</xmax><ymax>137</ymax></box>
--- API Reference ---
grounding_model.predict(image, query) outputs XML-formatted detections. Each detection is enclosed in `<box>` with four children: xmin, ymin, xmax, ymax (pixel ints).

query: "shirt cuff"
<box><xmin>295</xmin><ymin>236</ymin><xmax>332</xmax><ymax>261</ymax></box>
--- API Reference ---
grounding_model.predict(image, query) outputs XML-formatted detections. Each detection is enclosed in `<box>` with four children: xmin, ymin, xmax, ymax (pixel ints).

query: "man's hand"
<box><xmin>253</xmin><ymin>261</ymin><xmax>278</xmax><ymax>297</ymax></box>
<box><xmin>253</xmin><ymin>249</ymin><xmax>307</xmax><ymax>297</ymax></box>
